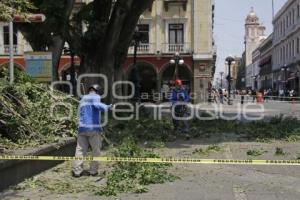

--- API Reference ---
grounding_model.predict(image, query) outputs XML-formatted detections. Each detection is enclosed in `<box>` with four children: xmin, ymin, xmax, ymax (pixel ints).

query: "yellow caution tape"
<box><xmin>1</xmin><ymin>155</ymin><xmax>300</xmax><ymax>166</ymax></box>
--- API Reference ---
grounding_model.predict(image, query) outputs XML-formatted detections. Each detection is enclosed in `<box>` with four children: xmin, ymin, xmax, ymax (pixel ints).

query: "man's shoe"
<box><xmin>184</xmin><ymin>134</ymin><xmax>191</xmax><ymax>140</ymax></box>
<box><xmin>72</xmin><ymin>171</ymin><xmax>82</xmax><ymax>178</ymax></box>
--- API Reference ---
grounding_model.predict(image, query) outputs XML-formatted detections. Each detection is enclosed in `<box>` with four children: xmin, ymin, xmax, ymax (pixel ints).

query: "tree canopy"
<box><xmin>0</xmin><ymin>0</ymin><xmax>34</xmax><ymax>21</ymax></box>
<box><xmin>17</xmin><ymin>0</ymin><xmax>154</xmax><ymax>96</ymax></box>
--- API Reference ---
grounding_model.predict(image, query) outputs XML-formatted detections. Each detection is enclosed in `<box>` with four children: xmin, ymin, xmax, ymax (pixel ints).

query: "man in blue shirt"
<box><xmin>170</xmin><ymin>79</ymin><xmax>190</xmax><ymax>135</ymax></box>
<box><xmin>72</xmin><ymin>84</ymin><xmax>112</xmax><ymax>177</ymax></box>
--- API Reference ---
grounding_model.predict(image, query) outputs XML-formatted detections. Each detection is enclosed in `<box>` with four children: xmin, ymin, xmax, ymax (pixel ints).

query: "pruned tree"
<box><xmin>16</xmin><ymin>0</ymin><xmax>75</xmax><ymax>81</ymax></box>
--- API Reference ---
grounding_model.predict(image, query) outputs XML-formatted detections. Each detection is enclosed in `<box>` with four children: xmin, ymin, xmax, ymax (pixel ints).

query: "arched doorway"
<box><xmin>160</xmin><ymin>64</ymin><xmax>192</xmax><ymax>92</ymax></box>
<box><xmin>128</xmin><ymin>62</ymin><xmax>157</xmax><ymax>101</ymax></box>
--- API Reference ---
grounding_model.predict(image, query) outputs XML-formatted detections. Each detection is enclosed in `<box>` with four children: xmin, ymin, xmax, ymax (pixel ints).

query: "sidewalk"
<box><xmin>2</xmin><ymin>135</ymin><xmax>300</xmax><ymax>200</ymax></box>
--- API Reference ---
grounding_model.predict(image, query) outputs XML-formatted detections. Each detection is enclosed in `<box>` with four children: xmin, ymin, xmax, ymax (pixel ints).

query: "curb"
<box><xmin>0</xmin><ymin>137</ymin><xmax>76</xmax><ymax>191</ymax></box>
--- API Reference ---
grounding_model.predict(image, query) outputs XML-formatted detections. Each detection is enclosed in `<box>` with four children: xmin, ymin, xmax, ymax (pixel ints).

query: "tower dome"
<box><xmin>246</xmin><ymin>7</ymin><xmax>259</xmax><ymax>24</ymax></box>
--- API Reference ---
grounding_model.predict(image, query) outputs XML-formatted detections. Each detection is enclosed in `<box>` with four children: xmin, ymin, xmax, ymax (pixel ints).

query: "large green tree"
<box><xmin>17</xmin><ymin>0</ymin><xmax>154</xmax><ymax>100</ymax></box>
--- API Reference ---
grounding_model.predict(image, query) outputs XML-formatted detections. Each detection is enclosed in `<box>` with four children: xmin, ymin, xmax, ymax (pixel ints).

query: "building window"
<box><xmin>137</xmin><ymin>24</ymin><xmax>149</xmax><ymax>44</ymax></box>
<box><xmin>169</xmin><ymin>24</ymin><xmax>184</xmax><ymax>44</ymax></box>
<box><xmin>280</xmin><ymin>21</ymin><xmax>282</xmax><ymax>35</ymax></box>
<box><xmin>292</xmin><ymin>39</ymin><xmax>295</xmax><ymax>57</ymax></box>
<box><xmin>298</xmin><ymin>5</ymin><xmax>300</xmax><ymax>18</ymax></box>
<box><xmin>289</xmin><ymin>42</ymin><xmax>292</xmax><ymax>59</ymax></box>
<box><xmin>3</xmin><ymin>26</ymin><xmax>18</xmax><ymax>45</ymax></box>
<box><xmin>297</xmin><ymin>37</ymin><xmax>300</xmax><ymax>54</ymax></box>
<box><xmin>283</xmin><ymin>46</ymin><xmax>286</xmax><ymax>62</ymax></box>
<box><xmin>288</xmin><ymin>43</ymin><xmax>290</xmax><ymax>59</ymax></box>
<box><xmin>293</xmin><ymin>9</ymin><xmax>295</xmax><ymax>24</ymax></box>
<box><xmin>286</xmin><ymin>44</ymin><xmax>288</xmax><ymax>60</ymax></box>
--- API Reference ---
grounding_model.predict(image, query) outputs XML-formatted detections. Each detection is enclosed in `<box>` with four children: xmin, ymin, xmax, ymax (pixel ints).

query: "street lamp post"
<box><xmin>252</xmin><ymin>75</ymin><xmax>259</xmax><ymax>90</ymax></box>
<box><xmin>225</xmin><ymin>55</ymin><xmax>235</xmax><ymax>105</ymax></box>
<box><xmin>169</xmin><ymin>52</ymin><xmax>184</xmax><ymax>80</ymax></box>
<box><xmin>281</xmin><ymin>64</ymin><xmax>290</xmax><ymax>93</ymax></box>
<box><xmin>219</xmin><ymin>71</ymin><xmax>224</xmax><ymax>88</ymax></box>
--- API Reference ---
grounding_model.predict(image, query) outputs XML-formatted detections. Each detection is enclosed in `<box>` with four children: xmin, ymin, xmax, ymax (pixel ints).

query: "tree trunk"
<box><xmin>76</xmin><ymin>0</ymin><xmax>154</xmax><ymax>103</ymax></box>
<box><xmin>49</xmin><ymin>35</ymin><xmax>65</xmax><ymax>81</ymax></box>
<box><xmin>17</xmin><ymin>0</ymin><xmax>75</xmax><ymax>82</ymax></box>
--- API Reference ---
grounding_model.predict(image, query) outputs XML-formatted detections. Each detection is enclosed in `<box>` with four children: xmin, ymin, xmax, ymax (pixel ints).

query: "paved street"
<box><xmin>145</xmin><ymin>96</ymin><xmax>300</xmax><ymax>121</ymax></box>
<box><xmin>1</xmin><ymin>134</ymin><xmax>300</xmax><ymax>200</ymax></box>
<box><xmin>207</xmin><ymin>96</ymin><xmax>300</xmax><ymax>119</ymax></box>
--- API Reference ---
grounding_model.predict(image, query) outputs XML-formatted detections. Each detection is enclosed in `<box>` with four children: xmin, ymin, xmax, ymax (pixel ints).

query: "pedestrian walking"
<box><xmin>289</xmin><ymin>89</ymin><xmax>295</xmax><ymax>102</ymax></box>
<box><xmin>219</xmin><ymin>88</ymin><xmax>224</xmax><ymax>104</ymax></box>
<box><xmin>72</xmin><ymin>84</ymin><xmax>113</xmax><ymax>177</ymax></box>
<box><xmin>279</xmin><ymin>89</ymin><xmax>284</xmax><ymax>101</ymax></box>
<box><xmin>252</xmin><ymin>90</ymin><xmax>256</xmax><ymax>103</ymax></box>
<box><xmin>212</xmin><ymin>89</ymin><xmax>218</xmax><ymax>103</ymax></box>
<box><xmin>240</xmin><ymin>90</ymin><xmax>245</xmax><ymax>104</ymax></box>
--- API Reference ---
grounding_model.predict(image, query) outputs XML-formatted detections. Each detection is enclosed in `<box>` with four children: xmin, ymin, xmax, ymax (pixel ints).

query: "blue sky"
<box><xmin>214</xmin><ymin>0</ymin><xmax>287</xmax><ymax>76</ymax></box>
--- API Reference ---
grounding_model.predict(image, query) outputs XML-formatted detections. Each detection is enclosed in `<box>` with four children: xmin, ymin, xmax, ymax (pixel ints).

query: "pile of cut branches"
<box><xmin>98</xmin><ymin>138</ymin><xmax>178</xmax><ymax>196</ymax></box>
<box><xmin>0</xmin><ymin>68</ymin><xmax>78</xmax><ymax>149</ymax></box>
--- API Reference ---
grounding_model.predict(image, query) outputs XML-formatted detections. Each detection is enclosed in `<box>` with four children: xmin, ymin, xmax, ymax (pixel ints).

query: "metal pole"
<box><xmin>175</xmin><ymin>57</ymin><xmax>178</xmax><ymax>80</ymax></box>
<box><xmin>133</xmin><ymin>38</ymin><xmax>140</xmax><ymax>101</ymax></box>
<box><xmin>228</xmin><ymin>63</ymin><xmax>232</xmax><ymax>105</ymax></box>
<box><xmin>9</xmin><ymin>21</ymin><xmax>14</xmax><ymax>85</ymax></box>
<box><xmin>70</xmin><ymin>51</ymin><xmax>75</xmax><ymax>95</ymax></box>
<box><xmin>285</xmin><ymin>70</ymin><xmax>287</xmax><ymax>93</ymax></box>
<box><xmin>133</xmin><ymin>42</ymin><xmax>137</xmax><ymax>66</ymax></box>
<box><xmin>220</xmin><ymin>73</ymin><xmax>223</xmax><ymax>88</ymax></box>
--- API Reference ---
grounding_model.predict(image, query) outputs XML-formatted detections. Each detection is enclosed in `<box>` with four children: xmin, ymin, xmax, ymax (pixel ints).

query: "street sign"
<box><xmin>25</xmin><ymin>52</ymin><xmax>52</xmax><ymax>82</ymax></box>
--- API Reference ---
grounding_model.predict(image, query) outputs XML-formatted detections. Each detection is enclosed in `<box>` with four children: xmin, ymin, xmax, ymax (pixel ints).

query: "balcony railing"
<box><xmin>163</xmin><ymin>43</ymin><xmax>190</xmax><ymax>54</ymax></box>
<box><xmin>4</xmin><ymin>45</ymin><xmax>18</xmax><ymax>54</ymax></box>
<box><xmin>128</xmin><ymin>43</ymin><xmax>191</xmax><ymax>54</ymax></box>
<box><xmin>128</xmin><ymin>43</ymin><xmax>154</xmax><ymax>54</ymax></box>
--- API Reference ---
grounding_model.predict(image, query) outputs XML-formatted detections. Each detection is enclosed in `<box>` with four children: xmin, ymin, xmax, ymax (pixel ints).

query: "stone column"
<box><xmin>193</xmin><ymin>60</ymin><xmax>211</xmax><ymax>103</ymax></box>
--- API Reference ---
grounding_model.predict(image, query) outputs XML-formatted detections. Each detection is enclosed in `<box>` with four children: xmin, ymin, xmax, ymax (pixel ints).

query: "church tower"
<box><xmin>244</xmin><ymin>7</ymin><xmax>266</xmax><ymax>66</ymax></box>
